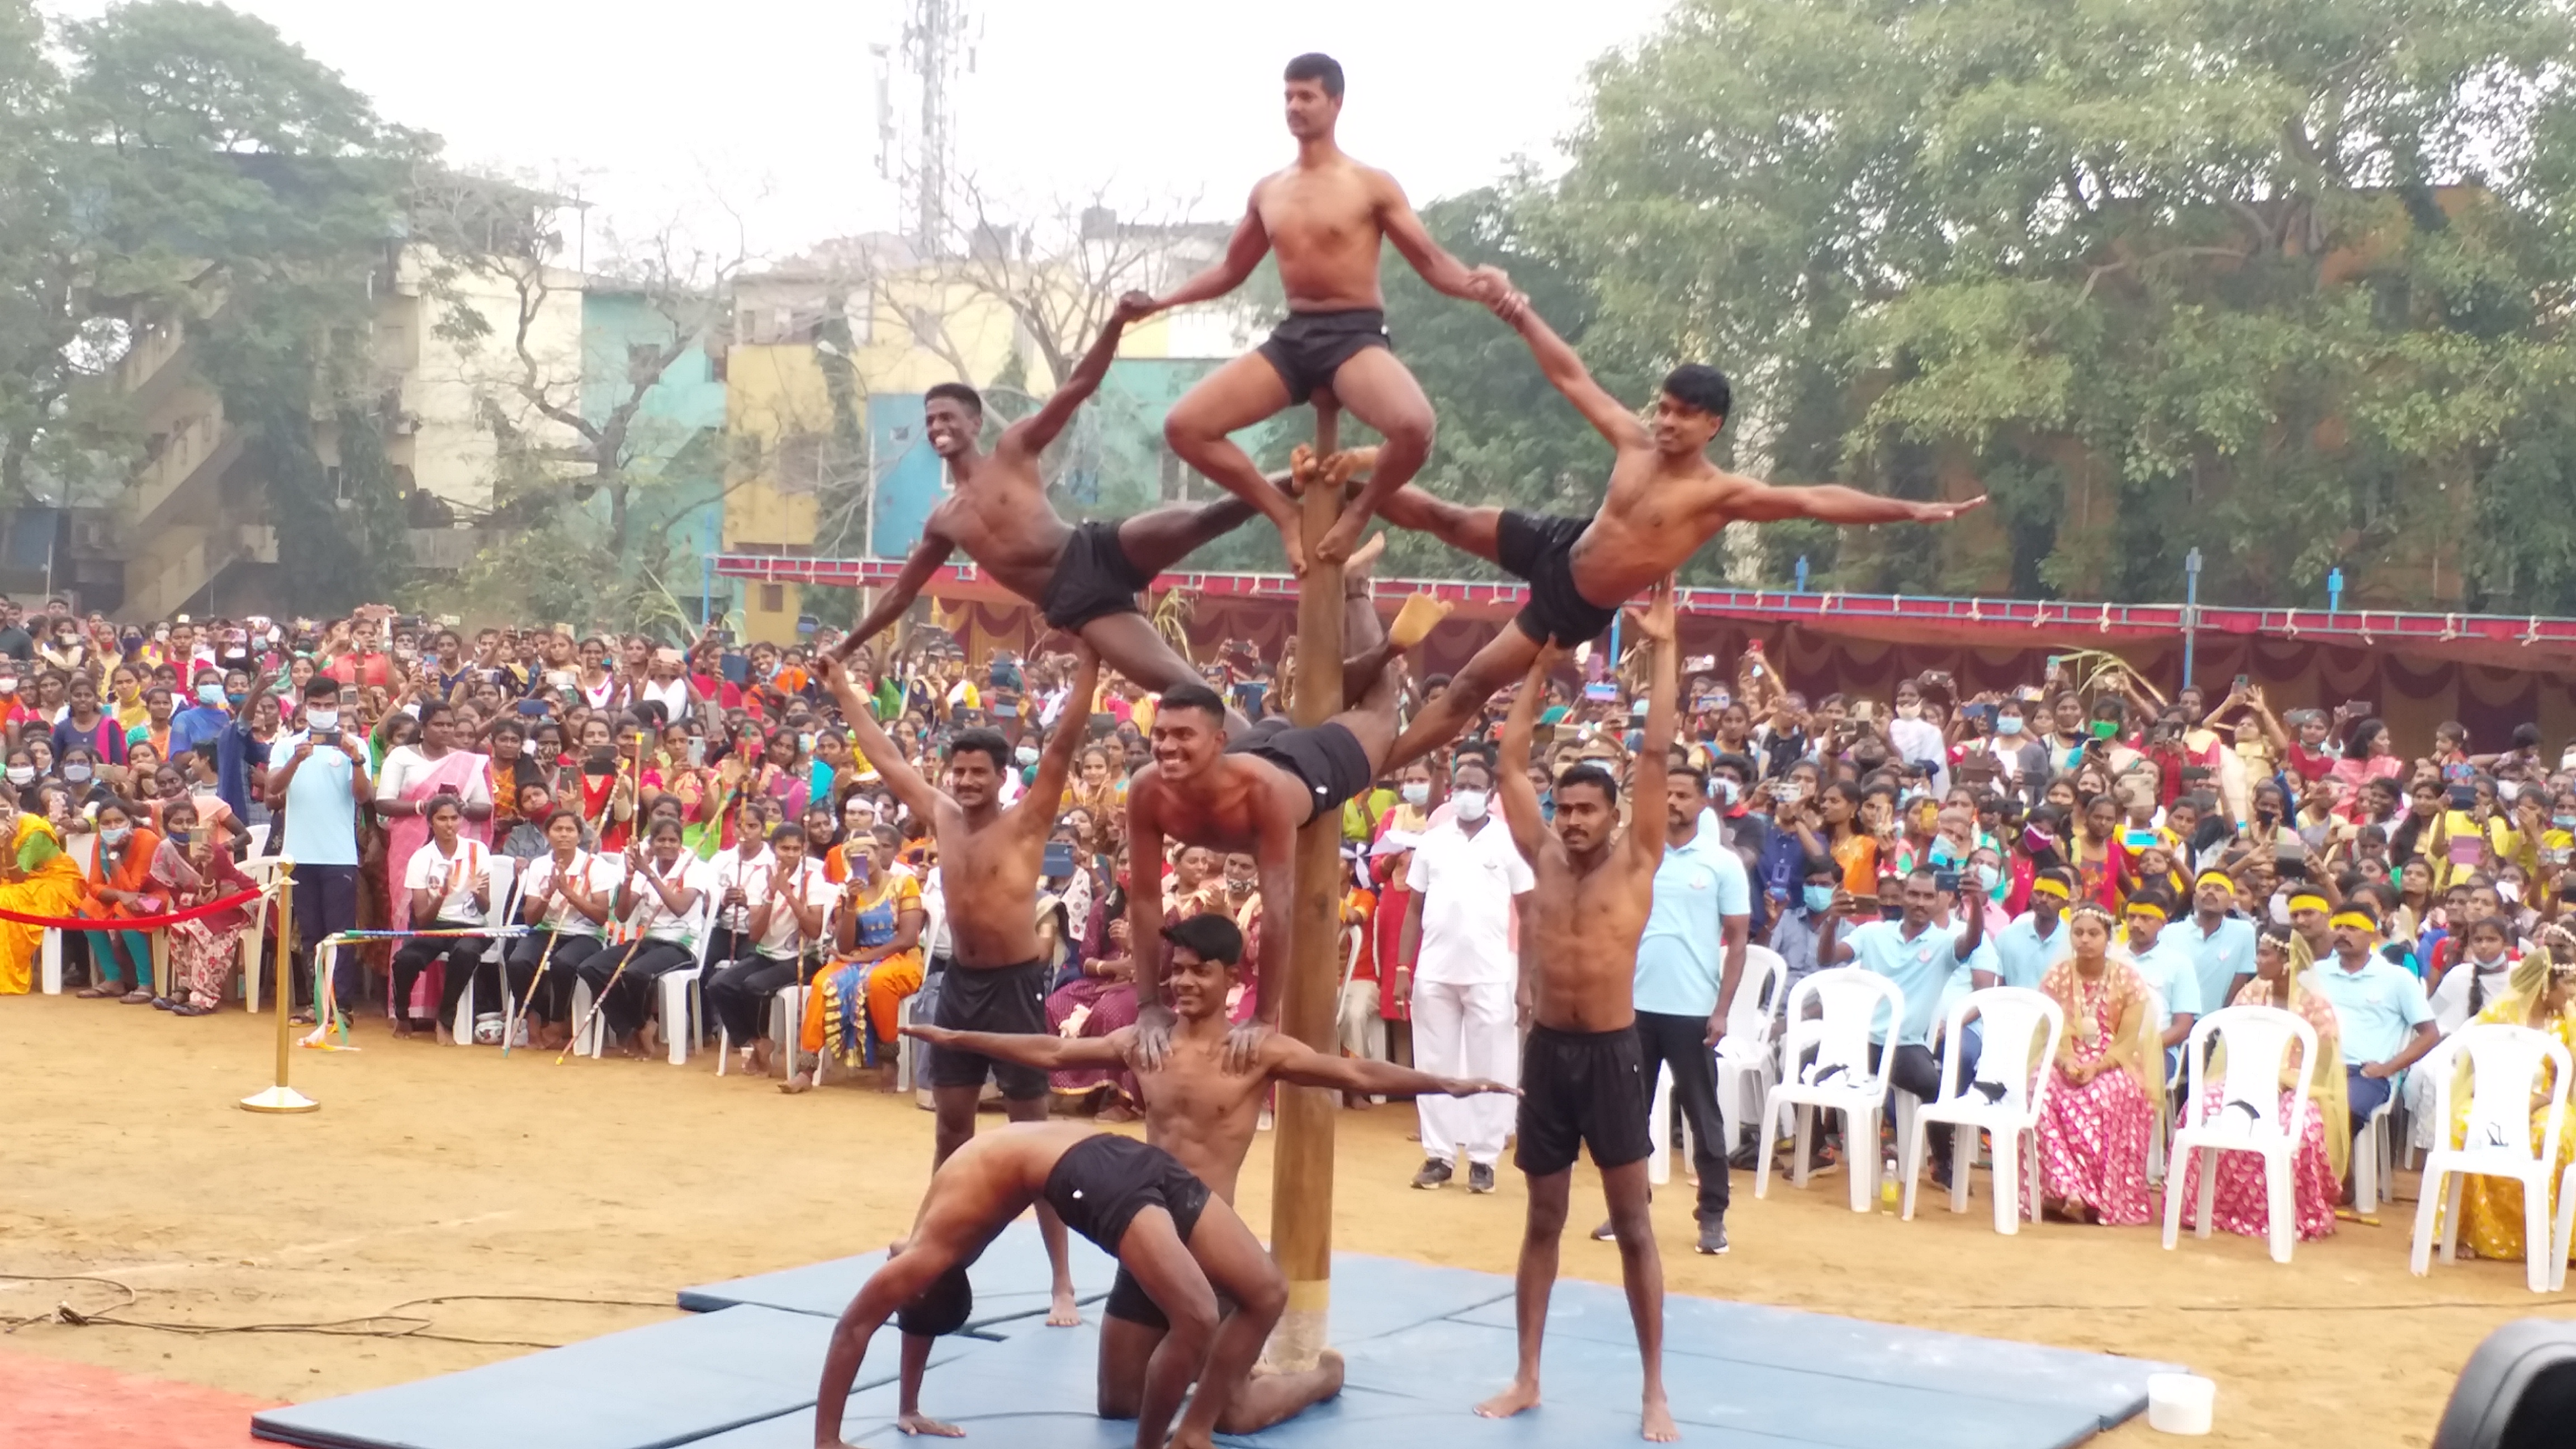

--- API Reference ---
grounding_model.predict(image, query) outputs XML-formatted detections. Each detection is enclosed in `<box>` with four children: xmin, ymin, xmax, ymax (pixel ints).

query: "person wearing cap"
<box><xmin>2184</xmin><ymin>870</ymin><xmax>2258</xmax><ymax>1018</ymax></box>
<box><xmin>2304</xmin><ymin>900</ymin><xmax>2437</xmax><ymax>1149</ymax></box>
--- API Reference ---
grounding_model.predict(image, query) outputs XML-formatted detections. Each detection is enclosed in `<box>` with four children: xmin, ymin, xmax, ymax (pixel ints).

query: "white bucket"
<box><xmin>2146</xmin><ymin>1373</ymin><xmax>2215</xmax><ymax>1436</ymax></box>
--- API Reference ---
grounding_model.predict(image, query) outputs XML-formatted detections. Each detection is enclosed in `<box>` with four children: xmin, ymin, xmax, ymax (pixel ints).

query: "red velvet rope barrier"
<box><xmin>0</xmin><ymin>886</ymin><xmax>265</xmax><ymax>932</ymax></box>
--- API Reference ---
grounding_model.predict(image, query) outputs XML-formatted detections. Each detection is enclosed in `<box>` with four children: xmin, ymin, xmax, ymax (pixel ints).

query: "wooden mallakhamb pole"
<box><xmin>1266</xmin><ymin>402</ymin><xmax>1342</xmax><ymax>1371</ymax></box>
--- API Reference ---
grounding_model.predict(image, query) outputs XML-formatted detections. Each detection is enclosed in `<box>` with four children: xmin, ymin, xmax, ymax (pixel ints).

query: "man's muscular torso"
<box><xmin>1523</xmin><ymin>847</ymin><xmax>1657</xmax><ymax>1033</ymax></box>
<box><xmin>1566</xmin><ymin>454</ymin><xmax>1738</xmax><ymax>609</ymax></box>
<box><xmin>1255</xmin><ymin>157</ymin><xmax>1398</xmax><ymax>312</ymax></box>
<box><xmin>1102</xmin><ymin>1024</ymin><xmax>1294</xmax><ymax>1202</ymax></box>
<box><xmin>920</xmin><ymin>461</ymin><xmax>1076</xmax><ymax>604</ymax></box>
<box><xmin>935</xmin><ymin>806</ymin><xmax>1050</xmax><ymax>967</ymax></box>
<box><xmin>1127</xmin><ymin>757</ymin><xmax>1304</xmax><ymax>855</ymax></box>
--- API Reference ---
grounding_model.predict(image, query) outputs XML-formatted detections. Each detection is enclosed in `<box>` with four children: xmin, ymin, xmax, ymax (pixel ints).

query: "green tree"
<box><xmin>1550</xmin><ymin>0</ymin><xmax>2576</xmax><ymax>609</ymax></box>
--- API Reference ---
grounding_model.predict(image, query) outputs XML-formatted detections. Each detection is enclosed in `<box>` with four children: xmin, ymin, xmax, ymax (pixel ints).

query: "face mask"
<box><xmin>1896</xmin><ymin>703</ymin><xmax>1922</xmax><ymax>720</ymax></box>
<box><xmin>1710</xmin><ymin>776</ymin><xmax>1739</xmax><ymax>806</ymax></box>
<box><xmin>4</xmin><ymin>767</ymin><xmax>30</xmax><ymax>786</ymax></box>
<box><xmin>196</xmin><ymin>683</ymin><xmax>225</xmax><ymax>705</ymax></box>
<box><xmin>0</xmin><ymin>679</ymin><xmax>16</xmax><ymax>695</ymax></box>
<box><xmin>63</xmin><ymin>765</ymin><xmax>91</xmax><ymax>784</ymax></box>
<box><xmin>1014</xmin><ymin>746</ymin><xmax>1038</xmax><ymax>766</ymax></box>
<box><xmin>1226</xmin><ymin>878</ymin><xmax>1252</xmax><ymax>896</ymax></box>
<box><xmin>1996</xmin><ymin>716</ymin><xmax>2024</xmax><ymax>737</ymax></box>
<box><xmin>226</xmin><ymin>691</ymin><xmax>247</xmax><ymax>707</ymax></box>
<box><xmin>2498</xmin><ymin>780</ymin><xmax>2522</xmax><ymax>803</ymax></box>
<box><xmin>797</xmin><ymin>733</ymin><xmax>816</xmax><ymax>753</ymax></box>
<box><xmin>1400</xmin><ymin>782</ymin><xmax>1429</xmax><ymax>807</ymax></box>
<box><xmin>305</xmin><ymin>709</ymin><xmax>338</xmax><ymax>732</ymax></box>
<box><xmin>2555</xmin><ymin>814</ymin><xmax>2576</xmax><ymax>831</ymax></box>
<box><xmin>2501</xmin><ymin>880</ymin><xmax>2525</xmax><ymax>905</ymax></box>
<box><xmin>99</xmin><ymin>825</ymin><xmax>129</xmax><ymax>845</ymax></box>
<box><xmin>1452</xmin><ymin>788</ymin><xmax>1490</xmax><ymax>822</ymax></box>
<box><xmin>1802</xmin><ymin>884</ymin><xmax>1836</xmax><ymax>913</ymax></box>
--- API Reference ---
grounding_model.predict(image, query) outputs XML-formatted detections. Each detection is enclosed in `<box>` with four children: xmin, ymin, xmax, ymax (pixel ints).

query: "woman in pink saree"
<box><xmin>373</xmin><ymin>701</ymin><xmax>495</xmax><ymax>936</ymax></box>
<box><xmin>2034</xmin><ymin>900</ymin><xmax>2157</xmax><ymax>1226</ymax></box>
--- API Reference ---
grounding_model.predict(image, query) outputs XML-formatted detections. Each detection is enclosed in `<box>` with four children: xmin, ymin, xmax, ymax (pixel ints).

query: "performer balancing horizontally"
<box><xmin>827</xmin><ymin>297</ymin><xmax>1277</xmax><ymax>716</ymax></box>
<box><xmin>1123</xmin><ymin>546</ymin><xmax>1443</xmax><ymax>1061</ymax></box>
<box><xmin>1477</xmin><ymin>579</ymin><xmax>1682</xmax><ymax>1443</ymax></box>
<box><xmin>811</xmin><ymin>1123</ymin><xmax>1278</xmax><ymax>1449</ymax></box>
<box><xmin>817</xmin><ymin>644</ymin><xmax>1104</xmax><ymax>1328</ymax></box>
<box><xmin>1374</xmin><ymin>293</ymin><xmax>1986</xmax><ymax>770</ymax></box>
<box><xmin>903</xmin><ymin>913</ymin><xmax>1518</xmax><ymax>1435</ymax></box>
<box><xmin>1134</xmin><ymin>51</ymin><xmax>1512</xmax><ymax>572</ymax></box>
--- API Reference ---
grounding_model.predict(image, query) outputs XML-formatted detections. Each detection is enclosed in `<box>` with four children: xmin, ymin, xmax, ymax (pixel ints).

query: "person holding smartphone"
<box><xmin>790</xmin><ymin>823</ymin><xmax>924</xmax><ymax>1091</ymax></box>
<box><xmin>266</xmin><ymin>674</ymin><xmax>373</xmax><ymax>1025</ymax></box>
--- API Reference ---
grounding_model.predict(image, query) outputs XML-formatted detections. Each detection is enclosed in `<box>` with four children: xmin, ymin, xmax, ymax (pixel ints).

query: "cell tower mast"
<box><xmin>901</xmin><ymin>0</ymin><xmax>969</xmax><ymax>256</ymax></box>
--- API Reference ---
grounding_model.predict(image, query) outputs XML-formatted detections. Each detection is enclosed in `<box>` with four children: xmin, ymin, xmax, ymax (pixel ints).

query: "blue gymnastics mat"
<box><xmin>256</xmin><ymin>1251</ymin><xmax>2174</xmax><ymax>1449</ymax></box>
<box><xmin>676</xmin><ymin>1217</ymin><xmax>1118</xmax><ymax>1328</ymax></box>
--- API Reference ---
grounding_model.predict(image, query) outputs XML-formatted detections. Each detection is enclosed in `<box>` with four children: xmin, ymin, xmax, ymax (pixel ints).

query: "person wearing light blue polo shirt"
<box><xmin>1992</xmin><ymin>869</ymin><xmax>2075</xmax><ymax>989</ymax></box>
<box><xmin>2306</xmin><ymin>903</ymin><xmax>2437</xmax><ymax>1138</ymax></box>
<box><xmin>2122</xmin><ymin>890</ymin><xmax>2201</xmax><ymax>1087</ymax></box>
<box><xmin>2183</xmin><ymin>870</ymin><xmax>2258</xmax><ymax>1014</ymax></box>
<box><xmin>1819</xmin><ymin>866</ymin><xmax>1986</xmax><ymax>1167</ymax></box>
<box><xmin>1625</xmin><ymin>778</ymin><xmax>1752</xmax><ymax>1254</ymax></box>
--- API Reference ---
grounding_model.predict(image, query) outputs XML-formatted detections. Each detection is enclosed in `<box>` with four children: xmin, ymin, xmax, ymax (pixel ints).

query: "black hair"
<box><xmin>417</xmin><ymin>699</ymin><xmax>454</xmax><ymax>726</ymax></box>
<box><xmin>895</xmin><ymin>1265</ymin><xmax>974</xmax><ymax>1339</ymax></box>
<box><xmin>2464</xmin><ymin>915</ymin><xmax>2516</xmax><ymax>1014</ymax></box>
<box><xmin>945</xmin><ymin>727</ymin><xmax>1011</xmax><ymax>773</ymax></box>
<box><xmin>1666</xmin><ymin>762</ymin><xmax>1708</xmax><ymax>790</ymax></box>
<box><xmin>1661</xmin><ymin>363</ymin><xmax>1731</xmax><ymax>419</ymax></box>
<box><xmin>422</xmin><ymin>792</ymin><xmax>463</xmax><ymax>820</ymax></box>
<box><xmin>1800</xmin><ymin>854</ymin><xmax>1839</xmax><ymax>880</ymax></box>
<box><xmin>1709</xmin><ymin>752</ymin><xmax>1758</xmax><ymax>782</ymax></box>
<box><xmin>543</xmin><ymin>807</ymin><xmax>584</xmax><ymax>832</ymax></box>
<box><xmin>925</xmin><ymin>381</ymin><xmax>983</xmax><ymax>416</ymax></box>
<box><xmin>1156</xmin><ymin>681</ymin><xmax>1229</xmax><ymax>726</ymax></box>
<box><xmin>1450</xmin><ymin>752</ymin><xmax>1495</xmax><ymax>786</ymax></box>
<box><xmin>1163</xmin><ymin>912</ymin><xmax>1245</xmax><ymax>965</ymax></box>
<box><xmin>648</xmin><ymin>816</ymin><xmax>685</xmax><ymax>841</ymax></box>
<box><xmin>1284</xmin><ymin>51</ymin><xmax>1344</xmax><ymax>97</ymax></box>
<box><xmin>2511</xmin><ymin>722</ymin><xmax>2542</xmax><ymax>750</ymax></box>
<box><xmin>769</xmin><ymin>822</ymin><xmax>807</xmax><ymax>847</ymax></box>
<box><xmin>2127</xmin><ymin>885</ymin><xmax>2177</xmax><ymax>917</ymax></box>
<box><xmin>303</xmin><ymin>675</ymin><xmax>342</xmax><ymax>700</ymax></box>
<box><xmin>1556</xmin><ymin>761</ymin><xmax>1618</xmax><ymax>804</ymax></box>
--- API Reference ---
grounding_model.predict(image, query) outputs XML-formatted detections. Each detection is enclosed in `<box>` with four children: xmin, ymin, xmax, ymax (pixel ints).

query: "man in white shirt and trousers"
<box><xmin>1396</xmin><ymin>750</ymin><xmax>1534</xmax><ymax>1195</ymax></box>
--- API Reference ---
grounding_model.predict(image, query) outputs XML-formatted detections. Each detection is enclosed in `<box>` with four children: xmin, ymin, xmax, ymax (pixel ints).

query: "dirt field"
<box><xmin>0</xmin><ymin>993</ymin><xmax>2547</xmax><ymax>1445</ymax></box>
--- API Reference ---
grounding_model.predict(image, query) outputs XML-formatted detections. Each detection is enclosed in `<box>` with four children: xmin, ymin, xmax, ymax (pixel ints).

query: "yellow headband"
<box><xmin>2286</xmin><ymin>891</ymin><xmax>2330</xmax><ymax>913</ymax></box>
<box><xmin>2194</xmin><ymin>870</ymin><xmax>2236</xmax><ymax>893</ymax></box>
<box><xmin>2125</xmin><ymin>901</ymin><xmax>2168</xmax><ymax>922</ymax></box>
<box><xmin>2028</xmin><ymin>878</ymin><xmax>2070</xmax><ymax>900</ymax></box>
<box><xmin>2329</xmin><ymin>911</ymin><xmax>2378</xmax><ymax>934</ymax></box>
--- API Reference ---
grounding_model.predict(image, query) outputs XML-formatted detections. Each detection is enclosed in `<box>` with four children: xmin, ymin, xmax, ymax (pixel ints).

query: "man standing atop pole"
<box><xmin>1133</xmin><ymin>53</ymin><xmax>1511</xmax><ymax>572</ymax></box>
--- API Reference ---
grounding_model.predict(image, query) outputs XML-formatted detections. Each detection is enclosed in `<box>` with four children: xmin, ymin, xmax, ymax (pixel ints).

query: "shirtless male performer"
<box><xmin>816</xmin><ymin>645</ymin><xmax>1102</xmax><ymax>1328</ymax></box>
<box><xmin>1477</xmin><ymin>580</ymin><xmax>1681</xmax><ymax>1442</ymax></box>
<box><xmin>1124</xmin><ymin>553</ymin><xmax>1437</xmax><ymax>1061</ymax></box>
<box><xmin>811</xmin><ymin>1123</ymin><xmax>1276</xmax><ymax>1449</ymax></box>
<box><xmin>826</xmin><ymin>297</ymin><xmax>1273</xmax><ymax>717</ymax></box>
<box><xmin>904</xmin><ymin>913</ymin><xmax>1517</xmax><ymax>1434</ymax></box>
<box><xmin>1372</xmin><ymin>293</ymin><xmax>1985</xmax><ymax>770</ymax></box>
<box><xmin>1134</xmin><ymin>51</ymin><xmax>1512</xmax><ymax>572</ymax></box>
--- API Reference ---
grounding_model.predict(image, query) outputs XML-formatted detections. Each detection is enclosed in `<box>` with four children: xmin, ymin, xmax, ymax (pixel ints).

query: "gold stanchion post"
<box><xmin>1265</xmin><ymin>403</ymin><xmax>1343</xmax><ymax>1371</ymax></box>
<box><xmin>240</xmin><ymin>860</ymin><xmax>316</xmax><ymax>1114</ymax></box>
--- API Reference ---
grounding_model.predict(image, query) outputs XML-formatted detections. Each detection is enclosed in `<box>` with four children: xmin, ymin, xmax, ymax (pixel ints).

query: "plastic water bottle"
<box><xmin>1880</xmin><ymin>1158</ymin><xmax>1900</xmax><ymax>1209</ymax></box>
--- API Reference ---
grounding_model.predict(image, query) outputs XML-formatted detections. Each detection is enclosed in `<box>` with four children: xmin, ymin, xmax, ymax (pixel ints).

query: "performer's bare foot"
<box><xmin>894</xmin><ymin>1411</ymin><xmax>963</xmax><ymax>1438</ymax></box>
<box><xmin>1286</xmin><ymin>444</ymin><xmax>1324</xmax><ymax>496</ymax></box>
<box><xmin>1047</xmin><ymin>1285</ymin><xmax>1081</xmax><ymax>1327</ymax></box>
<box><xmin>746</xmin><ymin>1039</ymin><xmax>775</xmax><ymax>1076</ymax></box>
<box><xmin>1642</xmin><ymin>1393</ymin><xmax>1679</xmax><ymax>1442</ymax></box>
<box><xmin>1388</xmin><ymin>591</ymin><xmax>1452</xmax><ymax>651</ymax></box>
<box><xmin>780</xmin><ymin>1070</ymin><xmax>815</xmax><ymax>1094</ymax></box>
<box><xmin>1475</xmin><ymin>1379</ymin><xmax>1541</xmax><ymax>1420</ymax></box>
<box><xmin>1341</xmin><ymin>529</ymin><xmax>1386</xmax><ymax>585</ymax></box>
<box><xmin>636</xmin><ymin>1020</ymin><xmax>662</xmax><ymax>1059</ymax></box>
<box><xmin>1324</xmin><ymin>447</ymin><xmax>1375</xmax><ymax>499</ymax></box>
<box><xmin>1312</xmin><ymin>505</ymin><xmax>1372</xmax><ymax>568</ymax></box>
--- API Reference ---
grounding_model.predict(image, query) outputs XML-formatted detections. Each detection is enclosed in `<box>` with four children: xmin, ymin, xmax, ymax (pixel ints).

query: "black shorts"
<box><xmin>1514</xmin><ymin>1022</ymin><xmax>1652</xmax><ymax>1176</ymax></box>
<box><xmin>1257</xmin><ymin>309</ymin><xmax>1391</xmax><ymax>402</ymax></box>
<box><xmin>922</xmin><ymin>959</ymin><xmax>1052</xmax><ymax>1099</ymax></box>
<box><xmin>1103</xmin><ymin>1266</ymin><xmax>1236</xmax><ymax>1332</ymax></box>
<box><xmin>1041</xmin><ymin>1134</ymin><xmax>1211</xmax><ymax>1256</ymax></box>
<box><xmin>1497</xmin><ymin>510</ymin><xmax>1618</xmax><ymax>647</ymax></box>
<box><xmin>1040</xmin><ymin>519</ymin><xmax>1153</xmax><ymax>632</ymax></box>
<box><xmin>1226</xmin><ymin>717</ymin><xmax>1372</xmax><ymax>825</ymax></box>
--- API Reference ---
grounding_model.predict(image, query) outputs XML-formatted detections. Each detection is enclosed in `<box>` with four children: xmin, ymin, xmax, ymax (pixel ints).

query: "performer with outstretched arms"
<box><xmin>823</xmin><ymin>298</ymin><xmax>1271</xmax><ymax>716</ymax></box>
<box><xmin>905</xmin><ymin>913</ymin><xmax>1517</xmax><ymax>1435</ymax></box>
<box><xmin>1476</xmin><ymin>580</ymin><xmax>1681</xmax><ymax>1442</ymax></box>
<box><xmin>1374</xmin><ymin>295</ymin><xmax>1985</xmax><ymax>770</ymax></box>
<box><xmin>816</xmin><ymin>645</ymin><xmax>1102</xmax><ymax>1329</ymax></box>
<box><xmin>1134</xmin><ymin>51</ymin><xmax>1510</xmax><ymax>572</ymax></box>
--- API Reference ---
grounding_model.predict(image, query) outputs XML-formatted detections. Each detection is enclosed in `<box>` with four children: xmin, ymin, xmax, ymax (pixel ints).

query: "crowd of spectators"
<box><xmin>3</xmin><ymin>589</ymin><xmax>2569</xmax><ymax>1267</ymax></box>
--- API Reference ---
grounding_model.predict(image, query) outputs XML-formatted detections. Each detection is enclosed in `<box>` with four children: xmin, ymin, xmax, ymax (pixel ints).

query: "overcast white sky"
<box><xmin>44</xmin><ymin>0</ymin><xmax>1675</xmax><ymax>259</ymax></box>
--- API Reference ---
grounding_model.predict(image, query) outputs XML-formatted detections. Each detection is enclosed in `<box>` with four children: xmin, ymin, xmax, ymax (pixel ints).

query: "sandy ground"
<box><xmin>0</xmin><ymin>993</ymin><xmax>2549</xmax><ymax>1446</ymax></box>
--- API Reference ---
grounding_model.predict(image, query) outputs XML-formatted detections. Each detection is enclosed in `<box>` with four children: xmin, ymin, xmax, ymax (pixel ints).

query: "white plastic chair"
<box><xmin>445</xmin><ymin>855</ymin><xmax>517</xmax><ymax>1046</ymax></box>
<box><xmin>2412</xmin><ymin>1022</ymin><xmax>2572</xmax><ymax>1294</ymax></box>
<box><xmin>2139</xmin><ymin>983</ymin><xmax>2169</xmax><ymax>1182</ymax></box>
<box><xmin>1714</xmin><ymin>945</ymin><xmax>1791</xmax><ymax>1156</ymax></box>
<box><xmin>2354</xmin><ymin>1088</ymin><xmax>2403</xmax><ymax>1211</ymax></box>
<box><xmin>655</xmin><ymin>921</ymin><xmax>718</xmax><ymax>1067</ymax></box>
<box><xmin>2554</xmin><ymin>1160</ymin><xmax>2576</xmax><ymax>1293</ymax></box>
<box><xmin>1900</xmin><ymin>987</ymin><xmax>2064</xmax><ymax>1234</ymax></box>
<box><xmin>2164</xmin><ymin>1005</ymin><xmax>2321</xmax><ymax>1265</ymax></box>
<box><xmin>1754</xmin><ymin>967</ymin><xmax>1907</xmax><ymax>1215</ymax></box>
<box><xmin>41</xmin><ymin>832</ymin><xmax>102</xmax><ymax>995</ymax></box>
